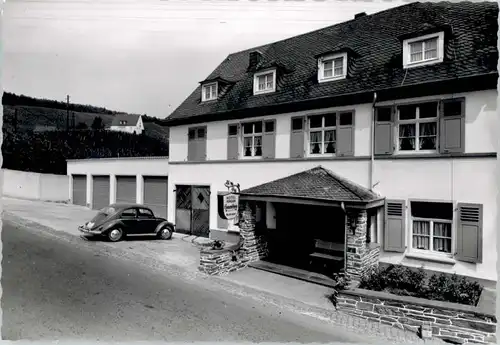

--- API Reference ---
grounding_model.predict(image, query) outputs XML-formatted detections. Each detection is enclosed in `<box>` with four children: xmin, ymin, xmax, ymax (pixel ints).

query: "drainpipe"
<box><xmin>341</xmin><ymin>201</ymin><xmax>347</xmax><ymax>274</ymax></box>
<box><xmin>370</xmin><ymin>92</ymin><xmax>378</xmax><ymax>191</ymax></box>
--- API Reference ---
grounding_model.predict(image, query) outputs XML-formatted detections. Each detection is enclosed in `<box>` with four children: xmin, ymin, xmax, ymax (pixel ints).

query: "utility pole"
<box><xmin>13</xmin><ymin>108</ymin><xmax>18</xmax><ymax>132</ymax></box>
<box><xmin>66</xmin><ymin>95</ymin><xmax>70</xmax><ymax>132</ymax></box>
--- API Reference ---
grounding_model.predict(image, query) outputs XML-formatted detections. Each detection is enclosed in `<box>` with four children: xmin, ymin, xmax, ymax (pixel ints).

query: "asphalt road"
<box><xmin>2</xmin><ymin>219</ymin><xmax>370</xmax><ymax>342</ymax></box>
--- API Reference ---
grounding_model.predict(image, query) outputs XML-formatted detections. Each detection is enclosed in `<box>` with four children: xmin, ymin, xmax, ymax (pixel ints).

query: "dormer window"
<box><xmin>202</xmin><ymin>82</ymin><xmax>218</xmax><ymax>102</ymax></box>
<box><xmin>253</xmin><ymin>70</ymin><xmax>276</xmax><ymax>95</ymax></box>
<box><xmin>403</xmin><ymin>32</ymin><xmax>444</xmax><ymax>68</ymax></box>
<box><xmin>318</xmin><ymin>52</ymin><xmax>348</xmax><ymax>83</ymax></box>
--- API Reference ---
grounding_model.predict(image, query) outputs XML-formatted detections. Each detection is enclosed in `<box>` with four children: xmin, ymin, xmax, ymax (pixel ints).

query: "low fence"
<box><xmin>1</xmin><ymin>169</ymin><xmax>69</xmax><ymax>202</ymax></box>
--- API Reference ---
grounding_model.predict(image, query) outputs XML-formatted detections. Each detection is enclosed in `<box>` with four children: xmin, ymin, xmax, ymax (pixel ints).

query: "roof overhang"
<box><xmin>314</xmin><ymin>47</ymin><xmax>360</xmax><ymax>59</ymax></box>
<box><xmin>397</xmin><ymin>24</ymin><xmax>453</xmax><ymax>42</ymax></box>
<box><xmin>199</xmin><ymin>77</ymin><xmax>234</xmax><ymax>85</ymax></box>
<box><xmin>239</xmin><ymin>193</ymin><xmax>386</xmax><ymax>210</ymax></box>
<box><xmin>164</xmin><ymin>72</ymin><xmax>498</xmax><ymax>126</ymax></box>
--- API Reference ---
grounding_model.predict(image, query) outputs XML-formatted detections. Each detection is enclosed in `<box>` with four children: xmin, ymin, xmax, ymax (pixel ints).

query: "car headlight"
<box><xmin>87</xmin><ymin>222</ymin><xmax>94</xmax><ymax>228</ymax></box>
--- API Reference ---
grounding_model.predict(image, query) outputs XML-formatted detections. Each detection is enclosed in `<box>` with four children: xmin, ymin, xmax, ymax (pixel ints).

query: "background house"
<box><xmin>163</xmin><ymin>1</ymin><xmax>498</xmax><ymax>285</ymax></box>
<box><xmin>107</xmin><ymin>114</ymin><xmax>144</xmax><ymax>135</ymax></box>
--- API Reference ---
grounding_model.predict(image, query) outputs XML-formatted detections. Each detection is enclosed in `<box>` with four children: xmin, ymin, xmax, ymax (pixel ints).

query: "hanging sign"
<box><xmin>223</xmin><ymin>193</ymin><xmax>239</xmax><ymax>220</ymax></box>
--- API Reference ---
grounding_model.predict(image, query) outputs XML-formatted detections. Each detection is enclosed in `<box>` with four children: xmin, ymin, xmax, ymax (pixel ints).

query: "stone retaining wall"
<box><xmin>337</xmin><ymin>288</ymin><xmax>497</xmax><ymax>344</ymax></box>
<box><xmin>198</xmin><ymin>201</ymin><xmax>268</xmax><ymax>276</ymax></box>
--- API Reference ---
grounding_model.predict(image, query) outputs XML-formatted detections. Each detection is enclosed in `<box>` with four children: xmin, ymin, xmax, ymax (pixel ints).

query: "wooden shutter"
<box><xmin>384</xmin><ymin>199</ymin><xmax>406</xmax><ymax>252</ymax></box>
<box><xmin>197</xmin><ymin>127</ymin><xmax>207</xmax><ymax>161</ymax></box>
<box><xmin>262</xmin><ymin>120</ymin><xmax>276</xmax><ymax>159</ymax></box>
<box><xmin>227</xmin><ymin>124</ymin><xmax>239</xmax><ymax>160</ymax></box>
<box><xmin>456</xmin><ymin>203</ymin><xmax>483</xmax><ymax>263</ymax></box>
<box><xmin>336</xmin><ymin>111</ymin><xmax>355</xmax><ymax>157</ymax></box>
<box><xmin>439</xmin><ymin>98</ymin><xmax>465</xmax><ymax>154</ymax></box>
<box><xmin>188</xmin><ymin>127</ymin><xmax>207</xmax><ymax>161</ymax></box>
<box><xmin>187</xmin><ymin>128</ymin><xmax>196</xmax><ymax>161</ymax></box>
<box><xmin>290</xmin><ymin>116</ymin><xmax>305</xmax><ymax>158</ymax></box>
<box><xmin>374</xmin><ymin>107</ymin><xmax>394</xmax><ymax>156</ymax></box>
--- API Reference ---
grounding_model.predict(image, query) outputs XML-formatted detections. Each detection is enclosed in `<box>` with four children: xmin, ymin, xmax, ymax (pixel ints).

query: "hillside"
<box><xmin>2</xmin><ymin>92</ymin><xmax>170</xmax><ymax>175</ymax></box>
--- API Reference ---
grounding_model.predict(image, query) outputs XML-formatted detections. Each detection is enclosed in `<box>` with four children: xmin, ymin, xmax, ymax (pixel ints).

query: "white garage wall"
<box><xmin>67</xmin><ymin>157</ymin><xmax>169</xmax><ymax>208</ymax></box>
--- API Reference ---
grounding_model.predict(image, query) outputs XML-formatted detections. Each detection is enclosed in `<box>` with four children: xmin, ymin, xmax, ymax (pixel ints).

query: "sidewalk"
<box><xmin>2</xmin><ymin>197</ymin><xmax>443</xmax><ymax>344</ymax></box>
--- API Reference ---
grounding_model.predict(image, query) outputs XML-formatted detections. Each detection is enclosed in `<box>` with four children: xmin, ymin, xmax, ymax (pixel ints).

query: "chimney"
<box><xmin>354</xmin><ymin>12</ymin><xmax>366</xmax><ymax>19</ymax></box>
<box><xmin>248</xmin><ymin>51</ymin><xmax>262</xmax><ymax>70</ymax></box>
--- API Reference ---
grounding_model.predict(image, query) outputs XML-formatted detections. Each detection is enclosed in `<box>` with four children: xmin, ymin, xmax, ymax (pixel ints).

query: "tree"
<box><xmin>91</xmin><ymin>116</ymin><xmax>104</xmax><ymax>130</ymax></box>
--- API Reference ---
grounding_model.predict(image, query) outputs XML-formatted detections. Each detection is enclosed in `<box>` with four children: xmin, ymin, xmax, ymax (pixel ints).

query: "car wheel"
<box><xmin>158</xmin><ymin>226</ymin><xmax>173</xmax><ymax>240</ymax></box>
<box><xmin>108</xmin><ymin>228</ymin><xmax>124</xmax><ymax>242</ymax></box>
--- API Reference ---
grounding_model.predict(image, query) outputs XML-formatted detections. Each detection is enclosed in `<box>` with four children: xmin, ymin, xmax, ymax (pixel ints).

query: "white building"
<box><xmin>107</xmin><ymin>114</ymin><xmax>144</xmax><ymax>135</ymax></box>
<box><xmin>163</xmin><ymin>1</ymin><xmax>498</xmax><ymax>284</ymax></box>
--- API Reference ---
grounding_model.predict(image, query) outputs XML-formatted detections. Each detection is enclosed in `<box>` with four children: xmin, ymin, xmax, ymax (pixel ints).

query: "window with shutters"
<box><xmin>242</xmin><ymin>121</ymin><xmax>263</xmax><ymax>158</ymax></box>
<box><xmin>402</xmin><ymin>32</ymin><xmax>444</xmax><ymax>68</ymax></box>
<box><xmin>397</xmin><ymin>102</ymin><xmax>439</xmax><ymax>153</ymax></box>
<box><xmin>318</xmin><ymin>52</ymin><xmax>348</xmax><ymax>83</ymax></box>
<box><xmin>308</xmin><ymin>114</ymin><xmax>337</xmax><ymax>155</ymax></box>
<box><xmin>409</xmin><ymin>201</ymin><xmax>454</xmax><ymax>255</ymax></box>
<box><xmin>304</xmin><ymin>111</ymin><xmax>355</xmax><ymax>157</ymax></box>
<box><xmin>201</xmin><ymin>82</ymin><xmax>218</xmax><ymax>102</ymax></box>
<box><xmin>253</xmin><ymin>70</ymin><xmax>276</xmax><ymax>95</ymax></box>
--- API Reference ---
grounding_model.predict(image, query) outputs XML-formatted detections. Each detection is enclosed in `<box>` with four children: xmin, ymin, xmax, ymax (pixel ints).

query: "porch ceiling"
<box><xmin>239</xmin><ymin>166</ymin><xmax>385</xmax><ymax>208</ymax></box>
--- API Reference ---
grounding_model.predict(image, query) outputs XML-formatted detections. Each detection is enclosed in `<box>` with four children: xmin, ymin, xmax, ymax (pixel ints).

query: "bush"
<box><xmin>359</xmin><ymin>266</ymin><xmax>386</xmax><ymax>291</ymax></box>
<box><xmin>358</xmin><ymin>264</ymin><xmax>483</xmax><ymax>306</ymax></box>
<box><xmin>331</xmin><ymin>272</ymin><xmax>351</xmax><ymax>291</ymax></box>
<box><xmin>427</xmin><ymin>273</ymin><xmax>483</xmax><ymax>306</ymax></box>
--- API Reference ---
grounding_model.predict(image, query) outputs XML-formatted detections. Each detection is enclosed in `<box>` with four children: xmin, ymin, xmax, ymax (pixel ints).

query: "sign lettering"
<box><xmin>223</xmin><ymin>193</ymin><xmax>239</xmax><ymax>220</ymax></box>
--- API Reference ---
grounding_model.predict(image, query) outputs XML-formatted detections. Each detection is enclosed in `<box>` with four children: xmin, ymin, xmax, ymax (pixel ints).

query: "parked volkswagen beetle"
<box><xmin>79</xmin><ymin>203</ymin><xmax>175</xmax><ymax>242</ymax></box>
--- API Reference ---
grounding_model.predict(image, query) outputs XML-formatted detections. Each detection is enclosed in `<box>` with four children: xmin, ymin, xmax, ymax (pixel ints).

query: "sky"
<box><xmin>3</xmin><ymin>0</ymin><xmax>408</xmax><ymax>119</ymax></box>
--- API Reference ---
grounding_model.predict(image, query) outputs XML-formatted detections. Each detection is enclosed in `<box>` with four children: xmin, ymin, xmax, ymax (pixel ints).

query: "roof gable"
<box><xmin>167</xmin><ymin>1</ymin><xmax>498</xmax><ymax>125</ymax></box>
<box><xmin>240</xmin><ymin>166</ymin><xmax>381</xmax><ymax>203</ymax></box>
<box><xmin>111</xmin><ymin>114</ymin><xmax>141</xmax><ymax>127</ymax></box>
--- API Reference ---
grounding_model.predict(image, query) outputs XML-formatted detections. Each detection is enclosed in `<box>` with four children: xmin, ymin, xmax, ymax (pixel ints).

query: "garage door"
<box><xmin>143</xmin><ymin>176</ymin><xmax>168</xmax><ymax>219</ymax></box>
<box><xmin>116</xmin><ymin>176</ymin><xmax>137</xmax><ymax>204</ymax></box>
<box><xmin>92</xmin><ymin>176</ymin><xmax>110</xmax><ymax>210</ymax></box>
<box><xmin>72</xmin><ymin>175</ymin><xmax>87</xmax><ymax>206</ymax></box>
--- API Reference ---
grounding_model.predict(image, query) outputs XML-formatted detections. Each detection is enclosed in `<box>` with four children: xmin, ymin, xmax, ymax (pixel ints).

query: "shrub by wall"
<box><xmin>359</xmin><ymin>265</ymin><xmax>483</xmax><ymax>306</ymax></box>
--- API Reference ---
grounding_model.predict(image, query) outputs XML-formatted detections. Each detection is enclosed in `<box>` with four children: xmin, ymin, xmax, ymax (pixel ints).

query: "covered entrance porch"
<box><xmin>237</xmin><ymin>166</ymin><xmax>385</xmax><ymax>282</ymax></box>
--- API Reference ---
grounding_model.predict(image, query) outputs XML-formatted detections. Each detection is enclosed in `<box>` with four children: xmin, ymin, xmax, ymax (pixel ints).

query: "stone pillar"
<box><xmin>345</xmin><ymin>209</ymin><xmax>380</xmax><ymax>282</ymax></box>
<box><xmin>239</xmin><ymin>201</ymin><xmax>268</xmax><ymax>262</ymax></box>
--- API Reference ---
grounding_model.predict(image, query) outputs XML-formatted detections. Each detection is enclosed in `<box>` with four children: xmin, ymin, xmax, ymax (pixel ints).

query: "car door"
<box><xmin>120</xmin><ymin>207</ymin><xmax>139</xmax><ymax>234</ymax></box>
<box><xmin>136</xmin><ymin>208</ymin><xmax>158</xmax><ymax>234</ymax></box>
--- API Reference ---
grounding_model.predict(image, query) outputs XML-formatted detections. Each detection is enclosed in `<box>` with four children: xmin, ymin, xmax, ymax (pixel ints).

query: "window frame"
<box><xmin>201</xmin><ymin>82</ymin><xmax>218</xmax><ymax>102</ymax></box>
<box><xmin>408</xmin><ymin>200</ymin><xmax>455</xmax><ymax>258</ymax></box>
<box><xmin>395</xmin><ymin>102</ymin><xmax>439</xmax><ymax>154</ymax></box>
<box><xmin>138</xmin><ymin>208</ymin><xmax>155</xmax><ymax>218</ymax></box>
<box><xmin>306</xmin><ymin>113</ymin><xmax>338</xmax><ymax>157</ymax></box>
<box><xmin>403</xmin><ymin>32</ymin><xmax>445</xmax><ymax>69</ymax></box>
<box><xmin>318</xmin><ymin>52</ymin><xmax>348</xmax><ymax>83</ymax></box>
<box><xmin>241</xmin><ymin>121</ymin><xmax>264</xmax><ymax>159</ymax></box>
<box><xmin>253</xmin><ymin>69</ymin><xmax>277</xmax><ymax>95</ymax></box>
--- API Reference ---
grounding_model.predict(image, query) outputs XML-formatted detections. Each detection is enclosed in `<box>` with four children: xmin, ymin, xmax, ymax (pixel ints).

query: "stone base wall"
<box><xmin>199</xmin><ymin>245</ymin><xmax>249</xmax><ymax>276</ymax></box>
<box><xmin>337</xmin><ymin>289</ymin><xmax>497</xmax><ymax>344</ymax></box>
<box><xmin>198</xmin><ymin>201</ymin><xmax>268</xmax><ymax>276</ymax></box>
<box><xmin>345</xmin><ymin>210</ymin><xmax>380</xmax><ymax>281</ymax></box>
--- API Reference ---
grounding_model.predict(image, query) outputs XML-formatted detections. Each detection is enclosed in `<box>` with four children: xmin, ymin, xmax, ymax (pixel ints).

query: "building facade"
<box><xmin>107</xmin><ymin>114</ymin><xmax>144</xmax><ymax>135</ymax></box>
<box><xmin>164</xmin><ymin>2</ymin><xmax>498</xmax><ymax>283</ymax></box>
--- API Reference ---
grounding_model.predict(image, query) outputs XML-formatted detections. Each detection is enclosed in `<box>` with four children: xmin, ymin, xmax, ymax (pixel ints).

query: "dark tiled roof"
<box><xmin>240</xmin><ymin>166</ymin><xmax>381</xmax><ymax>203</ymax></box>
<box><xmin>111</xmin><ymin>114</ymin><xmax>141</xmax><ymax>127</ymax></box>
<box><xmin>167</xmin><ymin>1</ymin><xmax>498</xmax><ymax>125</ymax></box>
